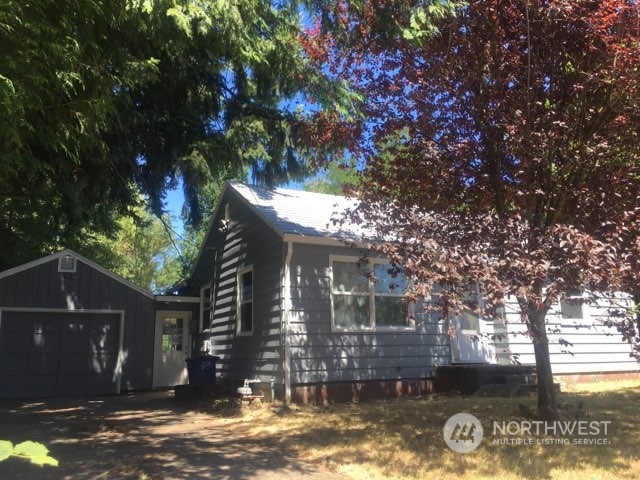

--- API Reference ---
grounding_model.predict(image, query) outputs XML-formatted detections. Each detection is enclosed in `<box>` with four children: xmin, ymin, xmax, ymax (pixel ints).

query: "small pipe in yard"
<box><xmin>271</xmin><ymin>377</ymin><xmax>275</xmax><ymax>402</ymax></box>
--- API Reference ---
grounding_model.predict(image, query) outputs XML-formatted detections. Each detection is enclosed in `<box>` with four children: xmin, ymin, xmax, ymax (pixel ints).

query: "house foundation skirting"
<box><xmin>290</xmin><ymin>378</ymin><xmax>435</xmax><ymax>405</ymax></box>
<box><xmin>556</xmin><ymin>370</ymin><xmax>640</xmax><ymax>384</ymax></box>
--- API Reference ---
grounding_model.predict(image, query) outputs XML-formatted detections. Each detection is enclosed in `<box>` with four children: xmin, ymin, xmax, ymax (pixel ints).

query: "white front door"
<box><xmin>450</xmin><ymin>310</ymin><xmax>495</xmax><ymax>364</ymax></box>
<box><xmin>153</xmin><ymin>311</ymin><xmax>190</xmax><ymax>387</ymax></box>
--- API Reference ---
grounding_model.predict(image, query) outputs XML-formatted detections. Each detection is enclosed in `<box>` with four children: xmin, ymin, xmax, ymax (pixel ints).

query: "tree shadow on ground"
<box><xmin>0</xmin><ymin>391</ymin><xmax>346</xmax><ymax>480</ymax></box>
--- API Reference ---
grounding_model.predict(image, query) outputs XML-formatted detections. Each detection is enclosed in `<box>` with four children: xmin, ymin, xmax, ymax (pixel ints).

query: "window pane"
<box><xmin>333</xmin><ymin>261</ymin><xmax>369</xmax><ymax>293</ymax></box>
<box><xmin>202</xmin><ymin>287</ymin><xmax>212</xmax><ymax>309</ymax></box>
<box><xmin>375</xmin><ymin>296</ymin><xmax>408</xmax><ymax>326</ymax></box>
<box><xmin>238</xmin><ymin>268</ymin><xmax>253</xmax><ymax>333</ymax></box>
<box><xmin>372</xmin><ymin>264</ymin><xmax>408</xmax><ymax>294</ymax></box>
<box><xmin>240</xmin><ymin>302</ymin><xmax>253</xmax><ymax>332</ymax></box>
<box><xmin>333</xmin><ymin>294</ymin><xmax>370</xmax><ymax>327</ymax></box>
<box><xmin>161</xmin><ymin>318</ymin><xmax>183</xmax><ymax>351</ymax></box>
<box><xmin>241</xmin><ymin>271</ymin><xmax>253</xmax><ymax>300</ymax></box>
<box><xmin>560</xmin><ymin>300</ymin><xmax>583</xmax><ymax>320</ymax></box>
<box><xmin>459</xmin><ymin>310</ymin><xmax>480</xmax><ymax>332</ymax></box>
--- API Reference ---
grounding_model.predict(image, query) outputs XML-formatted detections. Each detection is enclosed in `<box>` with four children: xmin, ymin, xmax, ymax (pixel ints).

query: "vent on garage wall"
<box><xmin>58</xmin><ymin>254</ymin><xmax>77</xmax><ymax>273</ymax></box>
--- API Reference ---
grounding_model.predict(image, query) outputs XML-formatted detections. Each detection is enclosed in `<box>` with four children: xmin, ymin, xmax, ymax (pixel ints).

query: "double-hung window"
<box><xmin>237</xmin><ymin>266</ymin><xmax>254</xmax><ymax>334</ymax></box>
<box><xmin>200</xmin><ymin>284</ymin><xmax>212</xmax><ymax>332</ymax></box>
<box><xmin>457</xmin><ymin>288</ymin><xmax>481</xmax><ymax>334</ymax></box>
<box><xmin>330</xmin><ymin>256</ymin><xmax>410</xmax><ymax>329</ymax></box>
<box><xmin>560</xmin><ymin>290</ymin><xmax>584</xmax><ymax>327</ymax></box>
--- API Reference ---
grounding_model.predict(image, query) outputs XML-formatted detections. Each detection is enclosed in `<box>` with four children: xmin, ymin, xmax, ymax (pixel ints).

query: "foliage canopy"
<box><xmin>0</xmin><ymin>0</ymin><xmax>356</xmax><ymax>270</ymax></box>
<box><xmin>304</xmin><ymin>0</ymin><xmax>640</xmax><ymax>418</ymax></box>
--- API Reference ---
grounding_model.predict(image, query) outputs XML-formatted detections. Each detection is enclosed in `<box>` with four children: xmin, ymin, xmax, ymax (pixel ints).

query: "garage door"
<box><xmin>0</xmin><ymin>310</ymin><xmax>121</xmax><ymax>399</ymax></box>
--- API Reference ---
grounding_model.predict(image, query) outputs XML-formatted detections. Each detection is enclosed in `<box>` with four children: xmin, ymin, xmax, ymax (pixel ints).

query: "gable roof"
<box><xmin>0</xmin><ymin>249</ymin><xmax>155</xmax><ymax>299</ymax></box>
<box><xmin>228</xmin><ymin>182</ymin><xmax>361</xmax><ymax>243</ymax></box>
<box><xmin>186</xmin><ymin>182</ymin><xmax>370</xmax><ymax>290</ymax></box>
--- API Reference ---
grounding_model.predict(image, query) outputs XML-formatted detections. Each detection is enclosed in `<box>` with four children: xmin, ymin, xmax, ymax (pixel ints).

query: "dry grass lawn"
<box><xmin>224</xmin><ymin>379</ymin><xmax>640</xmax><ymax>480</ymax></box>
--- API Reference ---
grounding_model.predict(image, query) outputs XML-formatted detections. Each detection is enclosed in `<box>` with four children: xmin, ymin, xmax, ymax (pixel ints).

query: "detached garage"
<box><xmin>0</xmin><ymin>250</ymin><xmax>156</xmax><ymax>399</ymax></box>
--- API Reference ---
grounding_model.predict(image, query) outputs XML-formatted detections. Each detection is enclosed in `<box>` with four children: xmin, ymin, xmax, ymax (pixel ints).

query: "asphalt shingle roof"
<box><xmin>230</xmin><ymin>182</ymin><xmax>360</xmax><ymax>241</ymax></box>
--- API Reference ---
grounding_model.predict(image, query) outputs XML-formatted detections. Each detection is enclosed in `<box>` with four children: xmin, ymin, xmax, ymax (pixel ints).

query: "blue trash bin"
<box><xmin>186</xmin><ymin>355</ymin><xmax>219</xmax><ymax>385</ymax></box>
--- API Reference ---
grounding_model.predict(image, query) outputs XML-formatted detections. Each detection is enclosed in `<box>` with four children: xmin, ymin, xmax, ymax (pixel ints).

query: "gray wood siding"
<box><xmin>0</xmin><ymin>259</ymin><xmax>156</xmax><ymax>390</ymax></box>
<box><xmin>287</xmin><ymin>244</ymin><xmax>451</xmax><ymax>384</ymax></box>
<box><xmin>204</xmin><ymin>194</ymin><xmax>285</xmax><ymax>383</ymax></box>
<box><xmin>501</xmin><ymin>294</ymin><xmax>640</xmax><ymax>374</ymax></box>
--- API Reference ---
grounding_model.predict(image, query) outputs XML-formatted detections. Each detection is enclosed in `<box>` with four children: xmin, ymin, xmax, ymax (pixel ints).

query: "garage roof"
<box><xmin>0</xmin><ymin>249</ymin><xmax>154</xmax><ymax>299</ymax></box>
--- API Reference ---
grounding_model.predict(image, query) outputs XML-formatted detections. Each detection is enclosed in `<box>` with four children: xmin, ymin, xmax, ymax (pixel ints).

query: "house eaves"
<box><xmin>0</xmin><ymin>249</ymin><xmax>155</xmax><ymax>300</ymax></box>
<box><xmin>228</xmin><ymin>182</ymin><xmax>366</xmax><ymax>247</ymax></box>
<box><xmin>188</xmin><ymin>182</ymin><xmax>375</xmax><ymax>285</ymax></box>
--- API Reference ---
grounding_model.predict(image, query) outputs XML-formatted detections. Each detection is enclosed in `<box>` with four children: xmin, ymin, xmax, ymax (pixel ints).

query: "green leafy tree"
<box><xmin>0</xmin><ymin>0</ymin><xmax>357</xmax><ymax>271</ymax></box>
<box><xmin>0</xmin><ymin>440</ymin><xmax>58</xmax><ymax>467</ymax></box>
<box><xmin>303</xmin><ymin>158</ymin><xmax>360</xmax><ymax>195</ymax></box>
<box><xmin>107</xmin><ymin>208</ymin><xmax>180</xmax><ymax>293</ymax></box>
<box><xmin>158</xmin><ymin>177</ymin><xmax>233</xmax><ymax>293</ymax></box>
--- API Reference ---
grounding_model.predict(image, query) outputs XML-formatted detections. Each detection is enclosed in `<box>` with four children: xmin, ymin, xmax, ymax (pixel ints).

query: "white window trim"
<box><xmin>559</xmin><ymin>291</ymin><xmax>586</xmax><ymax>326</ymax></box>
<box><xmin>200</xmin><ymin>283</ymin><xmax>212</xmax><ymax>333</ymax></box>
<box><xmin>329</xmin><ymin>255</ymin><xmax>413</xmax><ymax>332</ymax></box>
<box><xmin>454</xmin><ymin>283</ymin><xmax>484</xmax><ymax>335</ymax></box>
<box><xmin>236</xmin><ymin>265</ymin><xmax>254</xmax><ymax>336</ymax></box>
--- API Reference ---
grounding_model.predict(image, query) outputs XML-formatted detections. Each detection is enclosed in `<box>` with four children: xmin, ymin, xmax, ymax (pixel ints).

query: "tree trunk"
<box><xmin>634</xmin><ymin>293</ymin><xmax>640</xmax><ymax>360</ymax></box>
<box><xmin>528</xmin><ymin>306</ymin><xmax>559</xmax><ymax>420</ymax></box>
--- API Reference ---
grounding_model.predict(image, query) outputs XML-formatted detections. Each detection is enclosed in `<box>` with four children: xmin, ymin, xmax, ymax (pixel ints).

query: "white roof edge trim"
<box><xmin>188</xmin><ymin>181</ymin><xmax>288</xmax><ymax>281</ymax></box>
<box><xmin>0</xmin><ymin>249</ymin><xmax>155</xmax><ymax>300</ymax></box>
<box><xmin>0</xmin><ymin>307</ymin><xmax>126</xmax><ymax>314</ymax></box>
<box><xmin>0</xmin><ymin>253</ymin><xmax>58</xmax><ymax>280</ymax></box>
<box><xmin>228</xmin><ymin>182</ymin><xmax>288</xmax><ymax>238</ymax></box>
<box><xmin>283</xmin><ymin>233</ymin><xmax>370</xmax><ymax>249</ymax></box>
<box><xmin>229</xmin><ymin>182</ymin><xmax>366</xmax><ymax>243</ymax></box>
<box><xmin>188</xmin><ymin>182</ymin><xmax>234</xmax><ymax>280</ymax></box>
<box><xmin>155</xmin><ymin>296</ymin><xmax>200</xmax><ymax>303</ymax></box>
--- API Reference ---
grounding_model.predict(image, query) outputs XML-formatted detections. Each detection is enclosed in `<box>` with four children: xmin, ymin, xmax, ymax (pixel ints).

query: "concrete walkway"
<box><xmin>0</xmin><ymin>391</ymin><xmax>348</xmax><ymax>480</ymax></box>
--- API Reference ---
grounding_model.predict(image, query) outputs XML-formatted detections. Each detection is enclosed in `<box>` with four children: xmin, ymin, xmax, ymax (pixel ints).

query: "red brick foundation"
<box><xmin>290</xmin><ymin>378</ymin><xmax>435</xmax><ymax>405</ymax></box>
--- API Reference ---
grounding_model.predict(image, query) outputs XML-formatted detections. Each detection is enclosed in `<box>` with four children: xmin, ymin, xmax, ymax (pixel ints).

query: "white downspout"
<box><xmin>283</xmin><ymin>241</ymin><xmax>293</xmax><ymax>404</ymax></box>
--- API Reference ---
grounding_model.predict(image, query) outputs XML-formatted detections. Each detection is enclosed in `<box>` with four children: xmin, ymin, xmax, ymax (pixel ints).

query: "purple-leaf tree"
<box><xmin>304</xmin><ymin>0</ymin><xmax>640</xmax><ymax>419</ymax></box>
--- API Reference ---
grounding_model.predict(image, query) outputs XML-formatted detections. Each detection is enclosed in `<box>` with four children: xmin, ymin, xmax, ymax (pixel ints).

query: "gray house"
<box><xmin>3</xmin><ymin>183</ymin><xmax>637</xmax><ymax>401</ymax></box>
<box><xmin>187</xmin><ymin>182</ymin><xmax>453</xmax><ymax>403</ymax></box>
<box><xmin>0</xmin><ymin>250</ymin><xmax>199</xmax><ymax>399</ymax></box>
<box><xmin>188</xmin><ymin>182</ymin><xmax>640</xmax><ymax>403</ymax></box>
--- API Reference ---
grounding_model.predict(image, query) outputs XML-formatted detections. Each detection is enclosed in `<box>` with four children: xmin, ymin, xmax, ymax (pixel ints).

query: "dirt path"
<box><xmin>0</xmin><ymin>391</ymin><xmax>348</xmax><ymax>480</ymax></box>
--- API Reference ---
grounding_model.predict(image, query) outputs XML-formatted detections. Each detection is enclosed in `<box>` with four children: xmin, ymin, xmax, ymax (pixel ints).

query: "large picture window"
<box><xmin>237</xmin><ymin>266</ymin><xmax>253</xmax><ymax>334</ymax></box>
<box><xmin>330</xmin><ymin>256</ymin><xmax>410</xmax><ymax>329</ymax></box>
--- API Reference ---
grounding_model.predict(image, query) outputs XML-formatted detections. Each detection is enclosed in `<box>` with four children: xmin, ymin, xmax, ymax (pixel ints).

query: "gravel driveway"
<box><xmin>0</xmin><ymin>391</ymin><xmax>348</xmax><ymax>480</ymax></box>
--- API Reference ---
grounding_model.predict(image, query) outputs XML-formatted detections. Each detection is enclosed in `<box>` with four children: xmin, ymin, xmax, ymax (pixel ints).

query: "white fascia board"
<box><xmin>155</xmin><ymin>296</ymin><xmax>200</xmax><ymax>303</ymax></box>
<box><xmin>283</xmin><ymin>233</ymin><xmax>370</xmax><ymax>249</ymax></box>
<box><xmin>188</xmin><ymin>182</ymin><xmax>234</xmax><ymax>280</ymax></box>
<box><xmin>61</xmin><ymin>250</ymin><xmax>154</xmax><ymax>299</ymax></box>
<box><xmin>0</xmin><ymin>249</ymin><xmax>155</xmax><ymax>300</ymax></box>
<box><xmin>229</xmin><ymin>183</ymin><xmax>287</xmax><ymax>238</ymax></box>
<box><xmin>0</xmin><ymin>252</ymin><xmax>61</xmax><ymax>280</ymax></box>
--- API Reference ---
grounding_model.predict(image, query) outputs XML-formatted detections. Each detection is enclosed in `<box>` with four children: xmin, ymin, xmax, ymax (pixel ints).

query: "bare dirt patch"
<box><xmin>0</xmin><ymin>391</ymin><xmax>347</xmax><ymax>480</ymax></box>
